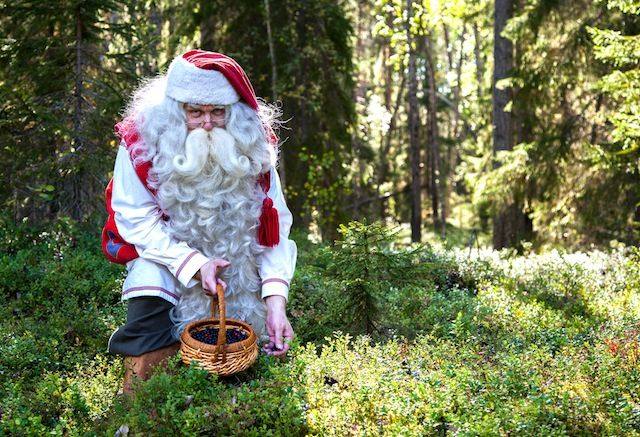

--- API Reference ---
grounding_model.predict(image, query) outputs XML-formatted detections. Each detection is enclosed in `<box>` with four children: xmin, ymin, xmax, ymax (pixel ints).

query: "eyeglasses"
<box><xmin>185</xmin><ymin>104</ymin><xmax>228</xmax><ymax>129</ymax></box>
<box><xmin>186</xmin><ymin>119</ymin><xmax>226</xmax><ymax>129</ymax></box>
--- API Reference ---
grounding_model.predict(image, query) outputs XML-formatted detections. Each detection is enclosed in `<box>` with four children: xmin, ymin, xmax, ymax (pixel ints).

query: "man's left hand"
<box><xmin>263</xmin><ymin>295</ymin><xmax>294</xmax><ymax>357</ymax></box>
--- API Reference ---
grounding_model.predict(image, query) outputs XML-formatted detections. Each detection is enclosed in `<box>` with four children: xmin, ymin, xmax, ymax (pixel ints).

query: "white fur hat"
<box><xmin>165</xmin><ymin>51</ymin><xmax>241</xmax><ymax>106</ymax></box>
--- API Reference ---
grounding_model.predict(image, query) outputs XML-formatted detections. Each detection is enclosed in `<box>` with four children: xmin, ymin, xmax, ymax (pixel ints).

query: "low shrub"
<box><xmin>1</xmin><ymin>218</ymin><xmax>639</xmax><ymax>435</ymax></box>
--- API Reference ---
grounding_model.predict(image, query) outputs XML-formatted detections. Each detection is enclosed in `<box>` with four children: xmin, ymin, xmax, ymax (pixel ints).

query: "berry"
<box><xmin>191</xmin><ymin>327</ymin><xmax>248</xmax><ymax>345</ymax></box>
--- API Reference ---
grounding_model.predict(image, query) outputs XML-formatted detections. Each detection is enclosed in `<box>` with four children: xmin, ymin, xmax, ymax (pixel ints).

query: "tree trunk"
<box><xmin>200</xmin><ymin>0</ymin><xmax>216</xmax><ymax>50</ymax></box>
<box><xmin>352</xmin><ymin>0</ymin><xmax>368</xmax><ymax>218</ymax></box>
<box><xmin>452</xmin><ymin>25</ymin><xmax>466</xmax><ymax>139</ymax></box>
<box><xmin>384</xmin><ymin>43</ymin><xmax>392</xmax><ymax>110</ymax></box>
<box><xmin>379</xmin><ymin>74</ymin><xmax>405</xmax><ymax>219</ymax></box>
<box><xmin>263</xmin><ymin>0</ymin><xmax>286</xmax><ymax>189</ymax></box>
<box><xmin>424</xmin><ymin>34</ymin><xmax>443</xmax><ymax>237</ymax></box>
<box><xmin>264</xmin><ymin>0</ymin><xmax>277</xmax><ymax>103</ymax></box>
<box><xmin>493</xmin><ymin>0</ymin><xmax>512</xmax><ymax>160</ymax></box>
<box><xmin>166</xmin><ymin>4</ymin><xmax>177</xmax><ymax>61</ymax></box>
<box><xmin>406</xmin><ymin>0</ymin><xmax>421</xmax><ymax>242</ymax></box>
<box><xmin>291</xmin><ymin>0</ymin><xmax>310</xmax><ymax>229</ymax></box>
<box><xmin>473</xmin><ymin>22</ymin><xmax>484</xmax><ymax>100</ymax></box>
<box><xmin>445</xmin><ymin>24</ymin><xmax>467</xmax><ymax>238</ymax></box>
<box><xmin>590</xmin><ymin>94</ymin><xmax>603</xmax><ymax>144</ymax></box>
<box><xmin>442</xmin><ymin>22</ymin><xmax>453</xmax><ymax>71</ymax></box>
<box><xmin>492</xmin><ymin>0</ymin><xmax>529</xmax><ymax>250</ymax></box>
<box><xmin>74</xmin><ymin>9</ymin><xmax>83</xmax><ymax>154</ymax></box>
<box><xmin>67</xmin><ymin>7</ymin><xmax>85</xmax><ymax>221</ymax></box>
<box><xmin>147</xmin><ymin>2</ymin><xmax>162</xmax><ymax>75</ymax></box>
<box><xmin>379</xmin><ymin>41</ymin><xmax>391</xmax><ymax>219</ymax></box>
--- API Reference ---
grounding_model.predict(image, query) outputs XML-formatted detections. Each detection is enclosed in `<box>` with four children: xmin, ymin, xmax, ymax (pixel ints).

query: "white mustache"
<box><xmin>172</xmin><ymin>128</ymin><xmax>252</xmax><ymax>178</ymax></box>
<box><xmin>173</xmin><ymin>129</ymin><xmax>209</xmax><ymax>175</ymax></box>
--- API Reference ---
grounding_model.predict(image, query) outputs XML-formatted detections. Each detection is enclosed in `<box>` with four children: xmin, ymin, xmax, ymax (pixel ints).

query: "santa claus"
<box><xmin>102</xmin><ymin>50</ymin><xmax>297</xmax><ymax>392</ymax></box>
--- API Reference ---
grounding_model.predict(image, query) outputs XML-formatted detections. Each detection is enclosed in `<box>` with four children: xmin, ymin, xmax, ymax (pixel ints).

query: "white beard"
<box><xmin>154</xmin><ymin>127</ymin><xmax>270</xmax><ymax>341</ymax></box>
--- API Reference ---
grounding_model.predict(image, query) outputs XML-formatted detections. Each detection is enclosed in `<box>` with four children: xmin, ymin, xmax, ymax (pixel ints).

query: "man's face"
<box><xmin>184</xmin><ymin>103</ymin><xmax>226</xmax><ymax>131</ymax></box>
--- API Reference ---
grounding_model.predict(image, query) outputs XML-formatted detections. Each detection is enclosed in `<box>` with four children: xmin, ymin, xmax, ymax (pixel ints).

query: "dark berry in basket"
<box><xmin>191</xmin><ymin>327</ymin><xmax>248</xmax><ymax>345</ymax></box>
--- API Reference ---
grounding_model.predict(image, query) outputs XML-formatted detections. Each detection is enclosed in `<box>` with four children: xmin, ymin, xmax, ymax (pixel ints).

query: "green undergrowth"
<box><xmin>1</xmin><ymin>217</ymin><xmax>639</xmax><ymax>435</ymax></box>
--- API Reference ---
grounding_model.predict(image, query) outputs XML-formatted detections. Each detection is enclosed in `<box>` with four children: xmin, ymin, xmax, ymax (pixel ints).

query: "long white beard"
<box><xmin>154</xmin><ymin>127</ymin><xmax>270</xmax><ymax>341</ymax></box>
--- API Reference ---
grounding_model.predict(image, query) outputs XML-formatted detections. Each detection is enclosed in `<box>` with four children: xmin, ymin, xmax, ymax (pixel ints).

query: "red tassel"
<box><xmin>258</xmin><ymin>196</ymin><xmax>280</xmax><ymax>247</ymax></box>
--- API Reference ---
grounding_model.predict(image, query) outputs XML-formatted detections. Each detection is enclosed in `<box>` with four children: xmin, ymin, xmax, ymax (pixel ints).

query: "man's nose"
<box><xmin>202</xmin><ymin>113</ymin><xmax>214</xmax><ymax>131</ymax></box>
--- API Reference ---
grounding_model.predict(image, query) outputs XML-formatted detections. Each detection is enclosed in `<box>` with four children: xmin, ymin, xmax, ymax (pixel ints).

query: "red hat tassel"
<box><xmin>258</xmin><ymin>196</ymin><xmax>279</xmax><ymax>247</ymax></box>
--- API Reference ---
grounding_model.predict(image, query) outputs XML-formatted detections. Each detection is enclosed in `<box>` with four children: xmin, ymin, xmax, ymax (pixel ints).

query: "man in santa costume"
<box><xmin>102</xmin><ymin>50</ymin><xmax>297</xmax><ymax>392</ymax></box>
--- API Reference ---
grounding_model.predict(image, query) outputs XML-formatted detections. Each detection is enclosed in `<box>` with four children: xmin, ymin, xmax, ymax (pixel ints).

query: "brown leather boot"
<box><xmin>122</xmin><ymin>342</ymin><xmax>181</xmax><ymax>394</ymax></box>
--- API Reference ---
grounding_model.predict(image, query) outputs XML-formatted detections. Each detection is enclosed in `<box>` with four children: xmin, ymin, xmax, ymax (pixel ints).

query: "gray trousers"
<box><xmin>108</xmin><ymin>296</ymin><xmax>179</xmax><ymax>356</ymax></box>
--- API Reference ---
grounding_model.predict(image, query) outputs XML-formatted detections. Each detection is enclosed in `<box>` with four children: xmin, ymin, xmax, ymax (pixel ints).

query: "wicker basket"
<box><xmin>180</xmin><ymin>283</ymin><xmax>259</xmax><ymax>376</ymax></box>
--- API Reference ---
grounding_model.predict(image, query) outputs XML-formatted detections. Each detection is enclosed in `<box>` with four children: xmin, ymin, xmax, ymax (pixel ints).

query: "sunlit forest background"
<box><xmin>3</xmin><ymin>0</ymin><xmax>639</xmax><ymax>250</ymax></box>
<box><xmin>2</xmin><ymin>0</ymin><xmax>640</xmax><ymax>434</ymax></box>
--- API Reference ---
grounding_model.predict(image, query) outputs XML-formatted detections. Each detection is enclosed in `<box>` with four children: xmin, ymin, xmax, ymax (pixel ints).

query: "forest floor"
<box><xmin>1</xmin><ymin>218</ymin><xmax>639</xmax><ymax>435</ymax></box>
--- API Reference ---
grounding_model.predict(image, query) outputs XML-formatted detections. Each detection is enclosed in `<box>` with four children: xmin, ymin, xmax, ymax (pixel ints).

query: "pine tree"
<box><xmin>0</xmin><ymin>1</ymin><xmax>149</xmax><ymax>223</ymax></box>
<box><xmin>589</xmin><ymin>0</ymin><xmax>640</xmax><ymax>241</ymax></box>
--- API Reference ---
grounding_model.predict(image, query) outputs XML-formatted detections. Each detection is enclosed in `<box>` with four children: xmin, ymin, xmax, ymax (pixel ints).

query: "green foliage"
<box><xmin>96</xmin><ymin>357</ymin><xmax>308</xmax><ymax>435</ymax></box>
<box><xmin>2</xmin><ymin>216</ymin><xmax>640</xmax><ymax>435</ymax></box>
<box><xmin>299</xmin><ymin>149</ymin><xmax>352</xmax><ymax>241</ymax></box>
<box><xmin>608</xmin><ymin>0</ymin><xmax>640</xmax><ymax>14</ymax></box>
<box><xmin>0</xmin><ymin>217</ymin><xmax>124</xmax><ymax>434</ymax></box>
<box><xmin>590</xmin><ymin>1</ymin><xmax>640</xmax><ymax>156</ymax></box>
<box><xmin>0</xmin><ymin>0</ymin><xmax>150</xmax><ymax>221</ymax></box>
<box><xmin>288</xmin><ymin>221</ymin><xmax>474</xmax><ymax>342</ymax></box>
<box><xmin>3</xmin><ymin>0</ymin><xmax>640</xmax><ymax>252</ymax></box>
<box><xmin>329</xmin><ymin>221</ymin><xmax>402</xmax><ymax>334</ymax></box>
<box><xmin>468</xmin><ymin>0</ymin><xmax>640</xmax><ymax>248</ymax></box>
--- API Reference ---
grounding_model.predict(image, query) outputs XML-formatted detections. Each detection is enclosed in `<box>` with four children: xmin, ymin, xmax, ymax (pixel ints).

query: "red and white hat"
<box><xmin>163</xmin><ymin>50</ymin><xmax>280</xmax><ymax>247</ymax></box>
<box><xmin>165</xmin><ymin>50</ymin><xmax>259</xmax><ymax>110</ymax></box>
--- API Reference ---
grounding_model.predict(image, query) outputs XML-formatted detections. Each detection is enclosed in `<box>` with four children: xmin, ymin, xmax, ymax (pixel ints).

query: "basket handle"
<box><xmin>209</xmin><ymin>283</ymin><xmax>227</xmax><ymax>352</ymax></box>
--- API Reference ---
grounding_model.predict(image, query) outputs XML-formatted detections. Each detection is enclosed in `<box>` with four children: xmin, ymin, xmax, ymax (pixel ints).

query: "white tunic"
<box><xmin>109</xmin><ymin>144</ymin><xmax>297</xmax><ymax>305</ymax></box>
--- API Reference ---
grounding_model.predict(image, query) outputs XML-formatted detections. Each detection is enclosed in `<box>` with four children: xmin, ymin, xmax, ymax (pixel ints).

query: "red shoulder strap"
<box><xmin>115</xmin><ymin>117</ymin><xmax>155</xmax><ymax>194</ymax></box>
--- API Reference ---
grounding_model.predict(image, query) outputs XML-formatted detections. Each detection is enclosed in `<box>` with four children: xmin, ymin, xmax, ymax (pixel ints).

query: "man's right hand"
<box><xmin>195</xmin><ymin>259</ymin><xmax>230</xmax><ymax>295</ymax></box>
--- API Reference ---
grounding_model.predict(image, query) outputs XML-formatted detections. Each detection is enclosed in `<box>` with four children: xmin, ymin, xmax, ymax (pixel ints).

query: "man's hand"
<box><xmin>196</xmin><ymin>259</ymin><xmax>230</xmax><ymax>295</ymax></box>
<box><xmin>262</xmin><ymin>295</ymin><xmax>294</xmax><ymax>357</ymax></box>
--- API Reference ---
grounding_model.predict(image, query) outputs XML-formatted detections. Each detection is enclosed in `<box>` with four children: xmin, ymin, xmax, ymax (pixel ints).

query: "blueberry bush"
<box><xmin>1</xmin><ymin>217</ymin><xmax>639</xmax><ymax>435</ymax></box>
